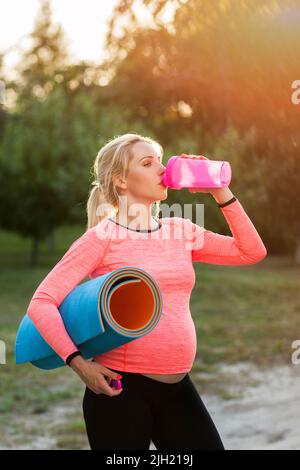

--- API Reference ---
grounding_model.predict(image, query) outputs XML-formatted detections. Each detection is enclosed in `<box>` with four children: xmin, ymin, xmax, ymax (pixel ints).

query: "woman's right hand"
<box><xmin>69</xmin><ymin>355</ymin><xmax>123</xmax><ymax>397</ymax></box>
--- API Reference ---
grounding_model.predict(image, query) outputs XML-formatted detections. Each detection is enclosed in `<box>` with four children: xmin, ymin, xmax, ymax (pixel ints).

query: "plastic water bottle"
<box><xmin>161</xmin><ymin>155</ymin><xmax>232</xmax><ymax>190</ymax></box>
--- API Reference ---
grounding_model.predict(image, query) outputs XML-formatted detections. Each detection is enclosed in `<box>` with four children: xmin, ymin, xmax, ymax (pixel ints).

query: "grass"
<box><xmin>0</xmin><ymin>224</ymin><xmax>299</xmax><ymax>448</ymax></box>
<box><xmin>191</xmin><ymin>260</ymin><xmax>300</xmax><ymax>367</ymax></box>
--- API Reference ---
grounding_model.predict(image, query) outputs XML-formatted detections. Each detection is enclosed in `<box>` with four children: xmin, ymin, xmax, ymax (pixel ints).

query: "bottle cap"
<box><xmin>220</xmin><ymin>162</ymin><xmax>232</xmax><ymax>186</ymax></box>
<box><xmin>111</xmin><ymin>379</ymin><xmax>122</xmax><ymax>390</ymax></box>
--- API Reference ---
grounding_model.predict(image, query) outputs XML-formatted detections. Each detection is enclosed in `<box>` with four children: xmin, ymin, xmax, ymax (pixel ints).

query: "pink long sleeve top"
<box><xmin>26</xmin><ymin>197</ymin><xmax>267</xmax><ymax>374</ymax></box>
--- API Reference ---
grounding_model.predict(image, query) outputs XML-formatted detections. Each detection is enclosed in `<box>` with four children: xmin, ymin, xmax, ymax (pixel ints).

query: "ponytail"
<box><xmin>86</xmin><ymin>184</ymin><xmax>116</xmax><ymax>230</ymax></box>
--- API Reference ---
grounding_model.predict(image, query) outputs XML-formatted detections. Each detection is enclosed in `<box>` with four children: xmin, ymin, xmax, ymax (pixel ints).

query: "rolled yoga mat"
<box><xmin>15</xmin><ymin>266</ymin><xmax>163</xmax><ymax>370</ymax></box>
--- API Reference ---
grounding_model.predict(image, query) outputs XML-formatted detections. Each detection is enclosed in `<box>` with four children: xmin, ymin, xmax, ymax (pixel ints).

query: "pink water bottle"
<box><xmin>161</xmin><ymin>155</ymin><xmax>232</xmax><ymax>190</ymax></box>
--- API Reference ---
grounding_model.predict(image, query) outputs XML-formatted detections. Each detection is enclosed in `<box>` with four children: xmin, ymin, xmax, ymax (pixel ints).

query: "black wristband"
<box><xmin>66</xmin><ymin>351</ymin><xmax>82</xmax><ymax>367</ymax></box>
<box><xmin>217</xmin><ymin>196</ymin><xmax>237</xmax><ymax>208</ymax></box>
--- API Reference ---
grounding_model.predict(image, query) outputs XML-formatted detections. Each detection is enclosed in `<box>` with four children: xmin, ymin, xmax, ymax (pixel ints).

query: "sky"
<box><xmin>0</xmin><ymin>0</ymin><xmax>177</xmax><ymax>80</ymax></box>
<box><xmin>0</xmin><ymin>0</ymin><xmax>131</xmax><ymax>78</ymax></box>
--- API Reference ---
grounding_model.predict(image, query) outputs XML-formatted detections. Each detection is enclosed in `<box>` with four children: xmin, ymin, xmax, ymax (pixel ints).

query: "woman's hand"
<box><xmin>70</xmin><ymin>355</ymin><xmax>123</xmax><ymax>397</ymax></box>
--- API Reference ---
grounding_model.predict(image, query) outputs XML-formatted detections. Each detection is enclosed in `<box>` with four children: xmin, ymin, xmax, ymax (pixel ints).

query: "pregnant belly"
<box><xmin>141</xmin><ymin>373</ymin><xmax>187</xmax><ymax>383</ymax></box>
<box><xmin>94</xmin><ymin>315</ymin><xmax>197</xmax><ymax>378</ymax></box>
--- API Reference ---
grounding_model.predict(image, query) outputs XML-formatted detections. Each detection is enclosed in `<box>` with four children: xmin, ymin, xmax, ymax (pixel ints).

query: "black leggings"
<box><xmin>82</xmin><ymin>369</ymin><xmax>225</xmax><ymax>450</ymax></box>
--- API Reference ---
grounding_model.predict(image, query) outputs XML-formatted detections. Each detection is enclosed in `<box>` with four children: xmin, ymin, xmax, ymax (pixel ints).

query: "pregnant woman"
<box><xmin>26</xmin><ymin>132</ymin><xmax>267</xmax><ymax>450</ymax></box>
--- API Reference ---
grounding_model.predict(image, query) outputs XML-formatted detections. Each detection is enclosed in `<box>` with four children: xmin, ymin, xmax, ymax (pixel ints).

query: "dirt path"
<box><xmin>196</xmin><ymin>362</ymin><xmax>300</xmax><ymax>450</ymax></box>
<box><xmin>151</xmin><ymin>362</ymin><xmax>300</xmax><ymax>450</ymax></box>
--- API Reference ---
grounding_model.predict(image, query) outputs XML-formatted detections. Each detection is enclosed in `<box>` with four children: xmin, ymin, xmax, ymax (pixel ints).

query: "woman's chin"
<box><xmin>151</xmin><ymin>185</ymin><xmax>168</xmax><ymax>201</ymax></box>
<box><xmin>157</xmin><ymin>191</ymin><xmax>168</xmax><ymax>201</ymax></box>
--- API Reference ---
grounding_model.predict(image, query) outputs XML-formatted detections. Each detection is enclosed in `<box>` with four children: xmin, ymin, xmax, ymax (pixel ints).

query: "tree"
<box><xmin>0</xmin><ymin>87</ymin><xmax>102</xmax><ymax>265</ymax></box>
<box><xmin>0</xmin><ymin>0</ymin><xmax>106</xmax><ymax>265</ymax></box>
<box><xmin>99</xmin><ymin>0</ymin><xmax>300</xmax><ymax>259</ymax></box>
<box><xmin>15</xmin><ymin>0</ymin><xmax>70</xmax><ymax>104</ymax></box>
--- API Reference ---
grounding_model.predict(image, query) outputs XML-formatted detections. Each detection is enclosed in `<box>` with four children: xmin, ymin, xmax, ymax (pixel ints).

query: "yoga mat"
<box><xmin>15</xmin><ymin>266</ymin><xmax>163</xmax><ymax>370</ymax></box>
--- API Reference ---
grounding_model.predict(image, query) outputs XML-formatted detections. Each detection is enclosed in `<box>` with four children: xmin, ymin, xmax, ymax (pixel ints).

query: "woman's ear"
<box><xmin>113</xmin><ymin>175</ymin><xmax>127</xmax><ymax>191</ymax></box>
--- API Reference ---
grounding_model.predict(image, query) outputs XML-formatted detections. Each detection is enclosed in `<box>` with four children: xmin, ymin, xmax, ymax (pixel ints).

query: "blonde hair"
<box><xmin>86</xmin><ymin>133</ymin><xmax>164</xmax><ymax>230</ymax></box>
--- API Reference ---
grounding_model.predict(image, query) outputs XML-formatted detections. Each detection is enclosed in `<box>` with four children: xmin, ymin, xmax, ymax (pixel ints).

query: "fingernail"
<box><xmin>117</xmin><ymin>374</ymin><xmax>122</xmax><ymax>379</ymax></box>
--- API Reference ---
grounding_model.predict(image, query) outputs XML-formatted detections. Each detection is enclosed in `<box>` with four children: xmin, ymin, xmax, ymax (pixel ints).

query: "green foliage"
<box><xmin>0</xmin><ymin>88</ymin><xmax>98</xmax><ymax>238</ymax></box>
<box><xmin>0</xmin><ymin>0</ymin><xmax>298</xmax><ymax>258</ymax></box>
<box><xmin>103</xmin><ymin>0</ymin><xmax>300</xmax><ymax>256</ymax></box>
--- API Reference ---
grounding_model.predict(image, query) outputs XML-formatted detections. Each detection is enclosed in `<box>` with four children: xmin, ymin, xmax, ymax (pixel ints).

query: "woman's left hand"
<box><xmin>180</xmin><ymin>154</ymin><xmax>213</xmax><ymax>193</ymax></box>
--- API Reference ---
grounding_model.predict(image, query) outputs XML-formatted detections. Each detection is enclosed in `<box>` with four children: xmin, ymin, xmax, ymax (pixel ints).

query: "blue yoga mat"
<box><xmin>15</xmin><ymin>266</ymin><xmax>163</xmax><ymax>370</ymax></box>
